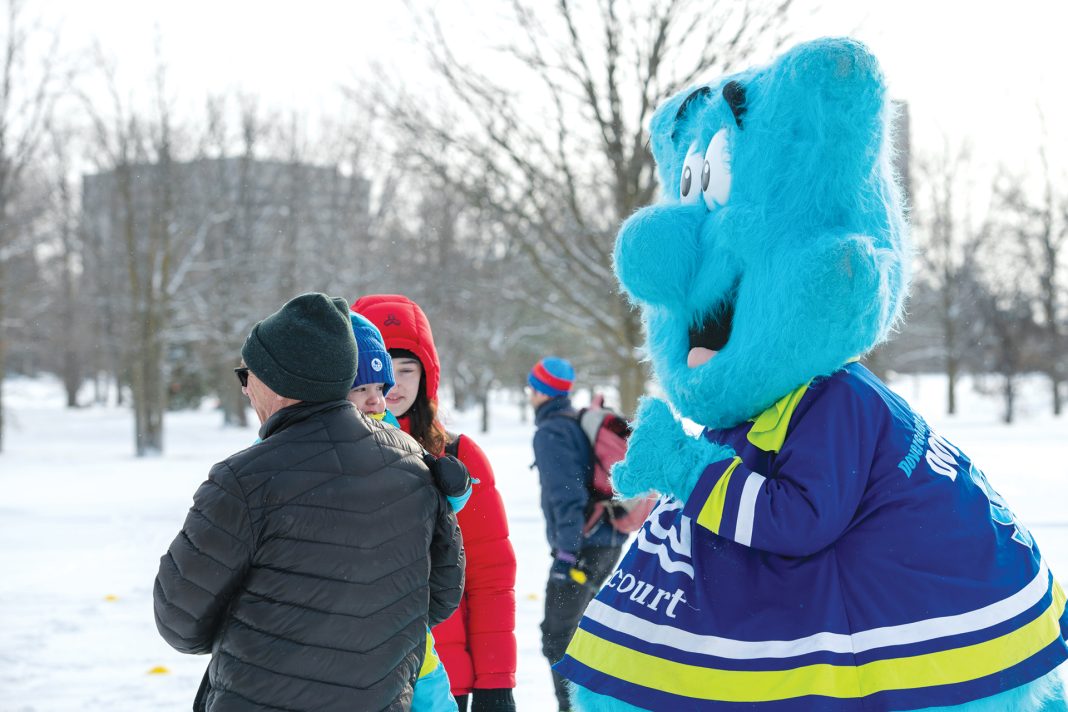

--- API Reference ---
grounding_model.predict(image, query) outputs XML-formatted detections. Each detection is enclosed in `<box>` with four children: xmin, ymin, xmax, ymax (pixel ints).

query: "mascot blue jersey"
<box><xmin>555</xmin><ymin>363</ymin><xmax>1068</xmax><ymax>710</ymax></box>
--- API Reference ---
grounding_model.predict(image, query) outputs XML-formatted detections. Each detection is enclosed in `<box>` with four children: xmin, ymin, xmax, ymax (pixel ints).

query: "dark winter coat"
<box><xmin>153</xmin><ymin>400</ymin><xmax>464</xmax><ymax>712</ymax></box>
<box><xmin>533</xmin><ymin>396</ymin><xmax>628</xmax><ymax>555</ymax></box>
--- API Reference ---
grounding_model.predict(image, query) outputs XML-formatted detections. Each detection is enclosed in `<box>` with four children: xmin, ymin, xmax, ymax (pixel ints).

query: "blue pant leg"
<box><xmin>412</xmin><ymin>662</ymin><xmax>459</xmax><ymax>712</ymax></box>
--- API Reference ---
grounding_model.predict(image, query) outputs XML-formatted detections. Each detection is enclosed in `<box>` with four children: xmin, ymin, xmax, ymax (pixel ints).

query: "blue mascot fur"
<box><xmin>553</xmin><ymin>38</ymin><xmax>1068</xmax><ymax>711</ymax></box>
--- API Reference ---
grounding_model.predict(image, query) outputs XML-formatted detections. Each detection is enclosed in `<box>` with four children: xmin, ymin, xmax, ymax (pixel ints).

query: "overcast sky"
<box><xmin>33</xmin><ymin>0</ymin><xmax>1068</xmax><ymax>175</ymax></box>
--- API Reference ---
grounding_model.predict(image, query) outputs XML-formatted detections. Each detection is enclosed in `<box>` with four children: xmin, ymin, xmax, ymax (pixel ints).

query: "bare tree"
<box><xmin>366</xmin><ymin>0</ymin><xmax>795</xmax><ymax>415</ymax></box>
<box><xmin>974</xmin><ymin>173</ymin><xmax>1045</xmax><ymax>424</ymax></box>
<box><xmin>0</xmin><ymin>0</ymin><xmax>61</xmax><ymax>450</ymax></box>
<box><xmin>183</xmin><ymin>94</ymin><xmax>258</xmax><ymax>427</ymax></box>
<box><xmin>45</xmin><ymin>120</ymin><xmax>87</xmax><ymax>407</ymax></box>
<box><xmin>912</xmin><ymin>140</ymin><xmax>986</xmax><ymax>414</ymax></box>
<box><xmin>82</xmin><ymin>50</ymin><xmax>225</xmax><ymax>455</ymax></box>
<box><xmin>409</xmin><ymin>179</ymin><xmax>536</xmax><ymax>431</ymax></box>
<box><xmin>996</xmin><ymin>146</ymin><xmax>1066</xmax><ymax>416</ymax></box>
<box><xmin>976</xmin><ymin>288</ymin><xmax>1037</xmax><ymax>425</ymax></box>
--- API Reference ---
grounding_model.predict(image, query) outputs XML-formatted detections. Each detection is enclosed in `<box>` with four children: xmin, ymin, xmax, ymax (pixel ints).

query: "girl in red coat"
<box><xmin>352</xmin><ymin>294</ymin><xmax>518</xmax><ymax>712</ymax></box>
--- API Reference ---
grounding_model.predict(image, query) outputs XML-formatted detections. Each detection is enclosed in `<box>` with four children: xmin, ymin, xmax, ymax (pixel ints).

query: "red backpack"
<box><xmin>572</xmin><ymin>395</ymin><xmax>658</xmax><ymax>535</ymax></box>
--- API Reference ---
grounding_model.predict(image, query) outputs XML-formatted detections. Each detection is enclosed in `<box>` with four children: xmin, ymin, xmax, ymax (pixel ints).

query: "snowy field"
<box><xmin>0</xmin><ymin>373</ymin><xmax>1066</xmax><ymax>711</ymax></box>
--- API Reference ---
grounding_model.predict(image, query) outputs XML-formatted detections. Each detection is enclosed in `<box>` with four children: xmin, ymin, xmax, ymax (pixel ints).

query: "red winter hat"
<box><xmin>351</xmin><ymin>294</ymin><xmax>441</xmax><ymax>403</ymax></box>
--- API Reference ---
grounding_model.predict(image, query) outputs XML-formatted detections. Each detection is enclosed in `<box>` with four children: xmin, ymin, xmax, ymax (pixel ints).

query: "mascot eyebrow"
<box><xmin>671</xmin><ymin>81</ymin><xmax>747</xmax><ymax>140</ymax></box>
<box><xmin>670</xmin><ymin>86</ymin><xmax>710</xmax><ymax>139</ymax></box>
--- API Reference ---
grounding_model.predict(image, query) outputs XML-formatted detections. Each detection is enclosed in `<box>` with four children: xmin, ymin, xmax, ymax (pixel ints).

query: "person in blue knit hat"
<box><xmin>528</xmin><ymin>357</ymin><xmax>627</xmax><ymax>712</ymax></box>
<box><xmin>347</xmin><ymin>311</ymin><xmax>401</xmax><ymax>428</ymax></box>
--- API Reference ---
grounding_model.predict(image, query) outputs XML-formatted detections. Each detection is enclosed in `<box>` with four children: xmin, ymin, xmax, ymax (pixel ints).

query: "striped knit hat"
<box><xmin>528</xmin><ymin>357</ymin><xmax>575</xmax><ymax>397</ymax></box>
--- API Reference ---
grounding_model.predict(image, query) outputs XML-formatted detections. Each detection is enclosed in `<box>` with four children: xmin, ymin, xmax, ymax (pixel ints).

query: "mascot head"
<box><xmin>615</xmin><ymin>37</ymin><xmax>910</xmax><ymax>429</ymax></box>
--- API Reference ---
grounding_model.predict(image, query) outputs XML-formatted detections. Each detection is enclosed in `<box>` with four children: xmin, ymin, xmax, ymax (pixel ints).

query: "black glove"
<box><xmin>549</xmin><ymin>551</ymin><xmax>589</xmax><ymax>586</ymax></box>
<box><xmin>470</xmin><ymin>688</ymin><xmax>516</xmax><ymax>712</ymax></box>
<box><xmin>423</xmin><ymin>452</ymin><xmax>472</xmax><ymax>499</ymax></box>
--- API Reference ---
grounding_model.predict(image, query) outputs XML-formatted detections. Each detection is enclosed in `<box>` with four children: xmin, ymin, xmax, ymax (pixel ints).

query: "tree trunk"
<box><xmin>0</xmin><ymin>257</ymin><xmax>6</xmax><ymax>453</ymax></box>
<box><xmin>946</xmin><ymin>357</ymin><xmax>958</xmax><ymax>416</ymax></box>
<box><xmin>61</xmin><ymin>254</ymin><xmax>81</xmax><ymax>407</ymax></box>
<box><xmin>617</xmin><ymin>301</ymin><xmax>646</xmax><ymax>418</ymax></box>
<box><xmin>618</xmin><ymin>358</ymin><xmax>647</xmax><ymax>420</ymax></box>
<box><xmin>146</xmin><ymin>301</ymin><xmax>167</xmax><ymax>455</ymax></box>
<box><xmin>1054</xmin><ymin>378</ymin><xmax>1063</xmax><ymax>417</ymax></box>
<box><xmin>63</xmin><ymin>352</ymin><xmax>80</xmax><ymax>407</ymax></box>
<box><xmin>479</xmin><ymin>391</ymin><xmax>489</xmax><ymax>434</ymax></box>
<box><xmin>132</xmin><ymin>304</ymin><xmax>166</xmax><ymax>457</ymax></box>
<box><xmin>131</xmin><ymin>347</ymin><xmax>147</xmax><ymax>456</ymax></box>
<box><xmin>1003</xmin><ymin>375</ymin><xmax>1015</xmax><ymax>425</ymax></box>
<box><xmin>218</xmin><ymin>361</ymin><xmax>248</xmax><ymax>428</ymax></box>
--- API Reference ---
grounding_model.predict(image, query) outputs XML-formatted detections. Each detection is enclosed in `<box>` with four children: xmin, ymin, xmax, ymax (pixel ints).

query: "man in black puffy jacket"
<box><xmin>154</xmin><ymin>293</ymin><xmax>464</xmax><ymax>712</ymax></box>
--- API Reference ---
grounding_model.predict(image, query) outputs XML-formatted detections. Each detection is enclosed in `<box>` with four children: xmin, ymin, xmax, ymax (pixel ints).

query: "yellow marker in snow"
<box><xmin>104</xmin><ymin>594</ymin><xmax>119</xmax><ymax>602</ymax></box>
<box><xmin>147</xmin><ymin>666</ymin><xmax>170</xmax><ymax>675</ymax></box>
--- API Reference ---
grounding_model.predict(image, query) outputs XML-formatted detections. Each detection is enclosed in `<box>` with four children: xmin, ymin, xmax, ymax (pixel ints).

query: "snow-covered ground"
<box><xmin>0</xmin><ymin>373</ymin><xmax>1065</xmax><ymax>711</ymax></box>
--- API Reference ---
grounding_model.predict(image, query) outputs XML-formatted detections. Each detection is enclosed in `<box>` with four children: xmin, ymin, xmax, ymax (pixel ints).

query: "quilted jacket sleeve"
<box><xmin>455</xmin><ymin>437</ymin><xmax>517</xmax><ymax>689</ymax></box>
<box><xmin>428</xmin><ymin>493</ymin><xmax>465</xmax><ymax>627</ymax></box>
<box><xmin>153</xmin><ymin>462</ymin><xmax>253</xmax><ymax>654</ymax></box>
<box><xmin>531</xmin><ymin>417</ymin><xmax>590</xmax><ymax>555</ymax></box>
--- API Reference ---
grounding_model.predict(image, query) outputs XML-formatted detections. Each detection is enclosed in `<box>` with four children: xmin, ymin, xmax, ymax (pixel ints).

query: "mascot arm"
<box><xmin>611</xmin><ymin>397</ymin><xmax>736</xmax><ymax>501</ymax></box>
<box><xmin>681</xmin><ymin>382</ymin><xmax>873</xmax><ymax>557</ymax></box>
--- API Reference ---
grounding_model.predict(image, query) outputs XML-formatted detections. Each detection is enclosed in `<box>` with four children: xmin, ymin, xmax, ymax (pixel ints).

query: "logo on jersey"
<box><xmin>967</xmin><ymin>464</ymin><xmax>1035</xmax><ymax>550</ymax></box>
<box><xmin>636</xmin><ymin>498</ymin><xmax>695</xmax><ymax>579</ymax></box>
<box><xmin>924</xmin><ymin>431</ymin><xmax>961</xmax><ymax>480</ymax></box>
<box><xmin>915</xmin><ymin>427</ymin><xmax>1034</xmax><ymax>551</ymax></box>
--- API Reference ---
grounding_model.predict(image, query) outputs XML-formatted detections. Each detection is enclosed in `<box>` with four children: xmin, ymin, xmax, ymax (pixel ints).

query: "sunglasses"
<box><xmin>234</xmin><ymin>367</ymin><xmax>250</xmax><ymax>388</ymax></box>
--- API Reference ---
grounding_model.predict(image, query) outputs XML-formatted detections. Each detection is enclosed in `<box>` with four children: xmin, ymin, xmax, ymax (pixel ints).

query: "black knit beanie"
<box><xmin>241</xmin><ymin>293</ymin><xmax>358</xmax><ymax>402</ymax></box>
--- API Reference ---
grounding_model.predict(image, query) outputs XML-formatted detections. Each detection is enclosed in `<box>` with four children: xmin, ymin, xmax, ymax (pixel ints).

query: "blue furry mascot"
<box><xmin>553</xmin><ymin>38</ymin><xmax>1068</xmax><ymax>711</ymax></box>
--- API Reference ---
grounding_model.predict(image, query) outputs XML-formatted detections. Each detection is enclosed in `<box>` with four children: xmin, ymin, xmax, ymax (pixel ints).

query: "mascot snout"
<box><xmin>613</xmin><ymin>203</ymin><xmax>706</xmax><ymax>307</ymax></box>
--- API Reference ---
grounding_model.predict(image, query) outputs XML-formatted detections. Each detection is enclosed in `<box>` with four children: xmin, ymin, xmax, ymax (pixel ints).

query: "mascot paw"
<box><xmin>612</xmin><ymin>397</ymin><xmax>736</xmax><ymax>503</ymax></box>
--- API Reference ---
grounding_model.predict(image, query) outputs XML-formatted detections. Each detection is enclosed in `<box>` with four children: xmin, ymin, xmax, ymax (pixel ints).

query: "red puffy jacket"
<box><xmin>352</xmin><ymin>294</ymin><xmax>518</xmax><ymax>694</ymax></box>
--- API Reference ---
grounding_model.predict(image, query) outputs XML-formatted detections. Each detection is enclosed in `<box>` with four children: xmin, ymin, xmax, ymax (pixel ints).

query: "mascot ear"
<box><xmin>753</xmin><ymin>38</ymin><xmax>892</xmax><ymax>229</ymax></box>
<box><xmin>765</xmin><ymin>38</ymin><xmax>886</xmax><ymax>153</ymax></box>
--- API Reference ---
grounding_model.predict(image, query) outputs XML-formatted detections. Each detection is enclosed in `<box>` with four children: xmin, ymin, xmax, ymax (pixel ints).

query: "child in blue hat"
<box><xmin>347</xmin><ymin>311</ymin><xmax>402</xmax><ymax>428</ymax></box>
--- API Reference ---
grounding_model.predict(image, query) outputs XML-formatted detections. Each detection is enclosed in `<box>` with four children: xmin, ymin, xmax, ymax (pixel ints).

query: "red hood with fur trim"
<box><xmin>351</xmin><ymin>294</ymin><xmax>441</xmax><ymax>403</ymax></box>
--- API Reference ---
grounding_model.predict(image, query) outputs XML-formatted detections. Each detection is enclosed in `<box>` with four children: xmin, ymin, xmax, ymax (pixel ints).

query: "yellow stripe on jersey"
<box><xmin>566</xmin><ymin>581</ymin><xmax>1066</xmax><ymax>702</ymax></box>
<box><xmin>419</xmin><ymin>633</ymin><xmax>440</xmax><ymax>678</ymax></box>
<box><xmin>696</xmin><ymin>457</ymin><xmax>742</xmax><ymax>534</ymax></box>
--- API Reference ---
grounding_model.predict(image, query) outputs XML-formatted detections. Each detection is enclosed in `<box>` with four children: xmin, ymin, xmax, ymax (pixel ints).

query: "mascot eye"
<box><xmin>679</xmin><ymin>150</ymin><xmax>704</xmax><ymax>205</ymax></box>
<box><xmin>702</xmin><ymin>129</ymin><xmax>732</xmax><ymax>209</ymax></box>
